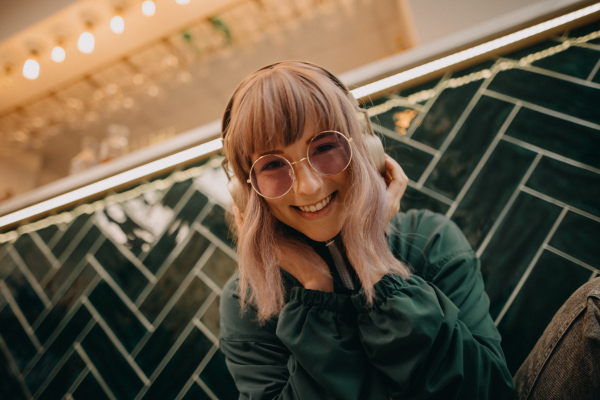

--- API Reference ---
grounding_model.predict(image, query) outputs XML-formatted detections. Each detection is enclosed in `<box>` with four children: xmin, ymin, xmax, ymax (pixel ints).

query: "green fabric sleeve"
<box><xmin>351</xmin><ymin>274</ymin><xmax>515</xmax><ymax>400</ymax></box>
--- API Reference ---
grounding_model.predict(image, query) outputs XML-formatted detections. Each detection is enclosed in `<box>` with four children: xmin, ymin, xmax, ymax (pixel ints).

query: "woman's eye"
<box><xmin>312</xmin><ymin>142</ymin><xmax>339</xmax><ymax>155</ymax></box>
<box><xmin>261</xmin><ymin>161</ymin><xmax>284</xmax><ymax>171</ymax></box>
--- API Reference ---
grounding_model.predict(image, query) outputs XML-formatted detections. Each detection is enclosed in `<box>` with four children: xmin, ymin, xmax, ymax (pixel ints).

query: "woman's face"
<box><xmin>251</xmin><ymin>121</ymin><xmax>350</xmax><ymax>242</ymax></box>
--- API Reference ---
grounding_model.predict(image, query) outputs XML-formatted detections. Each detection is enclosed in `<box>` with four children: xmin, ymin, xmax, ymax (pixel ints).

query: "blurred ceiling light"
<box><xmin>78</xmin><ymin>31</ymin><xmax>95</xmax><ymax>54</ymax></box>
<box><xmin>23</xmin><ymin>59</ymin><xmax>40</xmax><ymax>80</ymax></box>
<box><xmin>51</xmin><ymin>46</ymin><xmax>66</xmax><ymax>62</ymax></box>
<box><xmin>350</xmin><ymin>2</ymin><xmax>600</xmax><ymax>99</ymax></box>
<box><xmin>176</xmin><ymin>0</ymin><xmax>191</xmax><ymax>4</ymax></box>
<box><xmin>110</xmin><ymin>15</ymin><xmax>125</xmax><ymax>34</ymax></box>
<box><xmin>142</xmin><ymin>0</ymin><xmax>156</xmax><ymax>16</ymax></box>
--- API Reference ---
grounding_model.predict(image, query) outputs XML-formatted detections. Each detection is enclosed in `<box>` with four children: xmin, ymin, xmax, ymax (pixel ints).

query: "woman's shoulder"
<box><xmin>388</xmin><ymin>209</ymin><xmax>474</xmax><ymax>280</ymax></box>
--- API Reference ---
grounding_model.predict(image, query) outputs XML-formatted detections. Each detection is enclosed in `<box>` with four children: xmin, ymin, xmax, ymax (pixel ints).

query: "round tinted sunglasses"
<box><xmin>248</xmin><ymin>130</ymin><xmax>353</xmax><ymax>199</ymax></box>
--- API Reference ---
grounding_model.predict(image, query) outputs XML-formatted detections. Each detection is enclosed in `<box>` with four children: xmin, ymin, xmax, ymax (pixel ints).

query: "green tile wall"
<box><xmin>1</xmin><ymin>19</ymin><xmax>600</xmax><ymax>399</ymax></box>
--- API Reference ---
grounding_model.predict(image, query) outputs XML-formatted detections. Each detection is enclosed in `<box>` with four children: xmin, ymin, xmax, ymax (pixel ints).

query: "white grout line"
<box><xmin>417</xmin><ymin>70</ymin><xmax>497</xmax><ymax>186</ymax></box>
<box><xmin>174</xmin><ymin>345</ymin><xmax>219</xmax><ymax>400</ymax></box>
<box><xmin>93</xmin><ymin>221</ymin><xmax>157</xmax><ymax>285</ymax></box>
<box><xmin>520</xmin><ymin>64</ymin><xmax>600</xmax><ymax>90</ymax></box>
<box><xmin>47</xmin><ymin>221</ymin><xmax>70</xmax><ymax>251</ymax></box>
<box><xmin>196</xmin><ymin>270</ymin><xmax>223</xmax><ymax>297</ymax></box>
<box><xmin>30</xmin><ymin>231</ymin><xmax>60</xmax><ymax>271</ymax></box>
<box><xmin>501</xmin><ymin>135</ymin><xmax>600</xmax><ymax>175</ymax></box>
<box><xmin>151</xmin><ymin>245</ymin><xmax>216</xmax><ymax>328</ymax></box>
<box><xmin>590</xmin><ymin>271</ymin><xmax>599</xmax><ymax>280</ymax></box>
<box><xmin>494</xmin><ymin>207</ymin><xmax>568</xmax><ymax>326</ymax></box>
<box><xmin>8</xmin><ymin>247</ymin><xmax>52</xmax><ymax>309</ymax></box>
<box><xmin>86</xmin><ymin>255</ymin><xmax>154</xmax><ymax>332</ymax></box>
<box><xmin>192</xmin><ymin>222</ymin><xmax>238</xmax><ymax>263</ymax></box>
<box><xmin>193</xmin><ymin>319</ymin><xmax>219</xmax><ymax>346</ymax></box>
<box><xmin>130</xmin><ymin>330</ymin><xmax>151</xmax><ymax>360</ymax></box>
<box><xmin>74</xmin><ymin>342</ymin><xmax>118</xmax><ymax>400</ymax></box>
<box><xmin>406</xmin><ymin>180</ymin><xmax>454</xmax><ymax>206</ymax></box>
<box><xmin>33</xmin><ymin>317</ymin><xmax>96</xmax><ymax>398</ymax></box>
<box><xmin>545</xmin><ymin>244</ymin><xmax>599</xmax><ymax>273</ymax></box>
<box><xmin>405</xmin><ymin>73</ymin><xmax>451</xmax><ymax>139</ymax></box>
<box><xmin>195</xmin><ymin>376</ymin><xmax>219</xmax><ymax>400</ymax></box>
<box><xmin>57</xmin><ymin>219</ymin><xmax>95</xmax><ymax>265</ymax></box>
<box><xmin>82</xmin><ymin>298</ymin><xmax>150</xmax><ymax>386</ymax></box>
<box><xmin>0</xmin><ymin>280</ymin><xmax>42</xmax><ymax>350</ymax></box>
<box><xmin>520</xmin><ymin>186</ymin><xmax>600</xmax><ymax>224</ymax></box>
<box><xmin>484</xmin><ymin>89</ymin><xmax>600</xmax><ymax>131</ymax></box>
<box><xmin>569</xmin><ymin>41</ymin><xmax>600</xmax><ymax>51</ymax></box>
<box><xmin>64</xmin><ymin>366</ymin><xmax>90</xmax><ymax>398</ymax></box>
<box><xmin>586</xmin><ymin>57</ymin><xmax>600</xmax><ymax>81</ymax></box>
<box><xmin>476</xmin><ymin>153</ymin><xmax>543</xmax><ymax>258</ymax></box>
<box><xmin>371</xmin><ymin>122</ymin><xmax>439</xmax><ymax>156</ymax></box>
<box><xmin>0</xmin><ymin>333</ymin><xmax>33</xmax><ymax>398</ymax></box>
<box><xmin>446</xmin><ymin>103</ymin><xmax>522</xmax><ymax>218</ymax></box>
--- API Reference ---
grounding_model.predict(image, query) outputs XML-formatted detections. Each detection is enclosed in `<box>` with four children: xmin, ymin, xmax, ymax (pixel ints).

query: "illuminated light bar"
<box><xmin>351</xmin><ymin>2</ymin><xmax>600</xmax><ymax>99</ymax></box>
<box><xmin>0</xmin><ymin>138</ymin><xmax>222</xmax><ymax>229</ymax></box>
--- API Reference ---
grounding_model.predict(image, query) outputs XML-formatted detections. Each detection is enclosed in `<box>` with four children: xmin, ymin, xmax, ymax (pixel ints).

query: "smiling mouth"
<box><xmin>295</xmin><ymin>193</ymin><xmax>333</xmax><ymax>213</ymax></box>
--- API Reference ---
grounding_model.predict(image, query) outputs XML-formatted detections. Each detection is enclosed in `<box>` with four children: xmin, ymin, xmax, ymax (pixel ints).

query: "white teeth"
<box><xmin>299</xmin><ymin>195</ymin><xmax>332</xmax><ymax>213</ymax></box>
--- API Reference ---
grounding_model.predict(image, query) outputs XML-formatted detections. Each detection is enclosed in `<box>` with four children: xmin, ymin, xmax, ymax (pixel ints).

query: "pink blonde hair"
<box><xmin>223</xmin><ymin>61</ymin><xmax>409</xmax><ymax>322</ymax></box>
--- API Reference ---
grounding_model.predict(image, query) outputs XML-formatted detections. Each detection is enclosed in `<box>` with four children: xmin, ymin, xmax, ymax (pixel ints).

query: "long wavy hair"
<box><xmin>223</xmin><ymin>61</ymin><xmax>409</xmax><ymax>322</ymax></box>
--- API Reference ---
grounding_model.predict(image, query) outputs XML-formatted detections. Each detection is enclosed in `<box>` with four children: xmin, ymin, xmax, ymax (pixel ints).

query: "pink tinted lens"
<box><xmin>308</xmin><ymin>131</ymin><xmax>351</xmax><ymax>175</ymax></box>
<box><xmin>250</xmin><ymin>155</ymin><xmax>294</xmax><ymax>198</ymax></box>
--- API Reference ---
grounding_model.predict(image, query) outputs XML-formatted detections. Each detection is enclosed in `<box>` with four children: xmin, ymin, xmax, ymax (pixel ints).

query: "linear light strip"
<box><xmin>350</xmin><ymin>2</ymin><xmax>600</xmax><ymax>99</ymax></box>
<box><xmin>0</xmin><ymin>138</ymin><xmax>223</xmax><ymax>229</ymax></box>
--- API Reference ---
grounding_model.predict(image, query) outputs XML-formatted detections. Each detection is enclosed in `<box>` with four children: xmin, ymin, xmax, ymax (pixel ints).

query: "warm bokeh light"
<box><xmin>176</xmin><ymin>0</ymin><xmax>191</xmax><ymax>4</ymax></box>
<box><xmin>110</xmin><ymin>15</ymin><xmax>125</xmax><ymax>34</ymax></box>
<box><xmin>78</xmin><ymin>31</ymin><xmax>95</xmax><ymax>53</ymax></box>
<box><xmin>23</xmin><ymin>59</ymin><xmax>40</xmax><ymax>80</ymax></box>
<box><xmin>142</xmin><ymin>0</ymin><xmax>156</xmax><ymax>16</ymax></box>
<box><xmin>51</xmin><ymin>46</ymin><xmax>66</xmax><ymax>62</ymax></box>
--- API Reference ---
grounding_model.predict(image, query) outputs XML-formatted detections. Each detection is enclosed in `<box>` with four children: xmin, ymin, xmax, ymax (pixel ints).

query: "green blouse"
<box><xmin>219</xmin><ymin>210</ymin><xmax>516</xmax><ymax>399</ymax></box>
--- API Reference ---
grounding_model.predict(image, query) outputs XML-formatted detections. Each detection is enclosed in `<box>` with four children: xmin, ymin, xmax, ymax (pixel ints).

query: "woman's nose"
<box><xmin>293</xmin><ymin>161</ymin><xmax>322</xmax><ymax>196</ymax></box>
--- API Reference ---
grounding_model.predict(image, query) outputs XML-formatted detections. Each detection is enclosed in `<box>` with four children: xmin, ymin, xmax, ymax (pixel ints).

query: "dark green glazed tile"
<box><xmin>424</xmin><ymin>96</ymin><xmax>515</xmax><ymax>199</ymax></box>
<box><xmin>399</xmin><ymin>186</ymin><xmax>450</xmax><ymax>215</ymax></box>
<box><xmin>201</xmin><ymin>204</ymin><xmax>234</xmax><ymax>247</ymax></box>
<box><xmin>201</xmin><ymin>248</ymin><xmax>237</xmax><ymax>288</ymax></box>
<box><xmin>182</xmin><ymin>382</ymin><xmax>212</xmax><ymax>400</ymax></box>
<box><xmin>81</xmin><ymin>324</ymin><xmax>144</xmax><ymax>400</ymax></box>
<box><xmin>144</xmin><ymin>191</ymin><xmax>208</xmax><ymax>274</ymax></box>
<box><xmin>141</xmin><ymin>327</ymin><xmax>213</xmax><ymax>400</ymax></box>
<box><xmin>382</xmin><ymin>135</ymin><xmax>434</xmax><ymax>182</ymax></box>
<box><xmin>102</xmin><ymin>211</ymin><xmax>147</xmax><ymax>257</ymax></box>
<box><xmin>37</xmin><ymin>225</ymin><xmax>60</xmax><ymax>245</ymax></box>
<box><xmin>480</xmin><ymin>192</ymin><xmax>562</xmax><ymax>319</ymax></box>
<box><xmin>0</xmin><ymin>293</ymin><xmax>37</xmax><ymax>371</ymax></box>
<box><xmin>88</xmin><ymin>281</ymin><xmax>147</xmax><ymax>353</ymax></box>
<box><xmin>71</xmin><ymin>373</ymin><xmax>111</xmax><ymax>400</ymax></box>
<box><xmin>35</xmin><ymin>264</ymin><xmax>97</xmax><ymax>345</ymax></box>
<box><xmin>532</xmin><ymin>46</ymin><xmax>600</xmax><ymax>80</ymax></box>
<box><xmin>568</xmin><ymin>19</ymin><xmax>600</xmax><ymax>41</ymax></box>
<box><xmin>44</xmin><ymin>226</ymin><xmax>101</xmax><ymax>299</ymax></box>
<box><xmin>451</xmin><ymin>140</ymin><xmax>537</xmax><ymax>250</ymax></box>
<box><xmin>135</xmin><ymin>277</ymin><xmax>211</xmax><ymax>377</ymax></box>
<box><xmin>26</xmin><ymin>306</ymin><xmax>92</xmax><ymax>393</ymax></box>
<box><xmin>4</xmin><ymin>260</ymin><xmax>46</xmax><ymax>325</ymax></box>
<box><xmin>0</xmin><ymin>343</ymin><xmax>27</xmax><ymax>400</ymax></box>
<box><xmin>37</xmin><ymin>351</ymin><xmax>86</xmax><ymax>400</ymax></box>
<box><xmin>549</xmin><ymin>211</ymin><xmax>600</xmax><ymax>271</ymax></box>
<box><xmin>94</xmin><ymin>240</ymin><xmax>149</xmax><ymax>302</ymax></box>
<box><xmin>526</xmin><ymin>156</ymin><xmax>600</xmax><ymax>218</ymax></box>
<box><xmin>410</xmin><ymin>80</ymin><xmax>482</xmax><ymax>149</ymax></box>
<box><xmin>501</xmin><ymin>40</ymin><xmax>559</xmax><ymax>61</ymax></box>
<box><xmin>0</xmin><ymin>245</ymin><xmax>9</xmax><ymax>274</ymax></box>
<box><xmin>506</xmin><ymin>107</ymin><xmax>600</xmax><ymax>169</ymax></box>
<box><xmin>140</xmin><ymin>231</ymin><xmax>211</xmax><ymax>322</ymax></box>
<box><xmin>488</xmin><ymin>69</ymin><xmax>600</xmax><ymax>125</ymax></box>
<box><xmin>160</xmin><ymin>180</ymin><xmax>194</xmax><ymax>209</ymax></box>
<box><xmin>200</xmin><ymin>296</ymin><xmax>220</xmax><ymax>337</ymax></box>
<box><xmin>498</xmin><ymin>250</ymin><xmax>591</xmax><ymax>375</ymax></box>
<box><xmin>51</xmin><ymin>214</ymin><xmax>91</xmax><ymax>258</ymax></box>
<box><xmin>199</xmin><ymin>349</ymin><xmax>239</xmax><ymax>400</ymax></box>
<box><xmin>593</xmin><ymin>69</ymin><xmax>600</xmax><ymax>84</ymax></box>
<box><xmin>12</xmin><ymin>234</ymin><xmax>53</xmax><ymax>282</ymax></box>
<box><xmin>370</xmin><ymin>107</ymin><xmax>421</xmax><ymax>139</ymax></box>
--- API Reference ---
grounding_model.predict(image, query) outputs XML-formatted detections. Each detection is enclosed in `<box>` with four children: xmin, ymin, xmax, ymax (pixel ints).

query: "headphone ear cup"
<box><xmin>227</xmin><ymin>176</ymin><xmax>246</xmax><ymax>213</ymax></box>
<box><xmin>363</xmin><ymin>134</ymin><xmax>386</xmax><ymax>177</ymax></box>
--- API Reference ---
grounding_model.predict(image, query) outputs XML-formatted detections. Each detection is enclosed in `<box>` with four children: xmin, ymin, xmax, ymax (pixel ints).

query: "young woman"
<box><xmin>219</xmin><ymin>61</ymin><xmax>516</xmax><ymax>399</ymax></box>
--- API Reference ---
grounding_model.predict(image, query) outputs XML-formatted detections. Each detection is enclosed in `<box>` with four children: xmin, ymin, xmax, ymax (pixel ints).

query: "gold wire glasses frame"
<box><xmin>247</xmin><ymin>130</ymin><xmax>354</xmax><ymax>199</ymax></box>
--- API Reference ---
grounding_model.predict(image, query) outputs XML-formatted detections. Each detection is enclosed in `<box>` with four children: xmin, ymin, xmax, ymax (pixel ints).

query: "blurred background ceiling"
<box><xmin>0</xmin><ymin>0</ymin><xmax>553</xmax><ymax>203</ymax></box>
